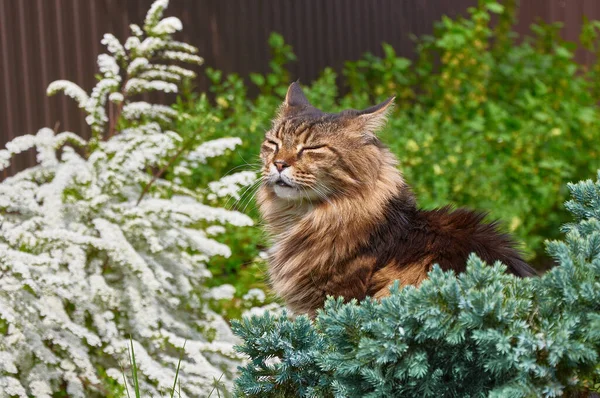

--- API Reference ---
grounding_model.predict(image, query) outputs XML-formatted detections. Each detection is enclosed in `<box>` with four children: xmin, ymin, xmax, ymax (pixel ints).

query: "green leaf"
<box><xmin>485</xmin><ymin>3</ymin><xmax>505</xmax><ymax>14</ymax></box>
<box><xmin>268</xmin><ymin>33</ymin><xmax>284</xmax><ymax>48</ymax></box>
<box><xmin>249</xmin><ymin>73</ymin><xmax>265</xmax><ymax>87</ymax></box>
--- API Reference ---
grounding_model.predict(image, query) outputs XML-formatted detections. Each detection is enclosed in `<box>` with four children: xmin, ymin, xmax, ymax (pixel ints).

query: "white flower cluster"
<box><xmin>47</xmin><ymin>0</ymin><xmax>201</xmax><ymax>136</ymax></box>
<box><xmin>97</xmin><ymin>53</ymin><xmax>120</xmax><ymax>77</ymax></box>
<box><xmin>209</xmin><ymin>171</ymin><xmax>258</xmax><ymax>200</ymax></box>
<box><xmin>122</xmin><ymin>101</ymin><xmax>178</xmax><ymax>123</ymax></box>
<box><xmin>0</xmin><ymin>1</ymin><xmax>257</xmax><ymax>396</ymax></box>
<box><xmin>0</xmin><ymin>124</ymin><xmax>254</xmax><ymax>397</ymax></box>
<box><xmin>151</xmin><ymin>16</ymin><xmax>182</xmax><ymax>35</ymax></box>
<box><xmin>46</xmin><ymin>80</ymin><xmax>89</xmax><ymax>109</ymax></box>
<box><xmin>186</xmin><ymin>137</ymin><xmax>243</xmax><ymax>166</ymax></box>
<box><xmin>101</xmin><ymin>33</ymin><xmax>127</xmax><ymax>61</ymax></box>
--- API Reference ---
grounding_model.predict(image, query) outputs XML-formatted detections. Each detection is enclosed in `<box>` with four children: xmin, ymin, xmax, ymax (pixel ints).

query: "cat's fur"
<box><xmin>258</xmin><ymin>82</ymin><xmax>535</xmax><ymax>316</ymax></box>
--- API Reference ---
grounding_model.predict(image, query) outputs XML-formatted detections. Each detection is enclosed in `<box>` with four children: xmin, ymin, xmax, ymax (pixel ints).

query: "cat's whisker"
<box><xmin>222</xmin><ymin>176</ymin><xmax>262</xmax><ymax>208</ymax></box>
<box><xmin>236</xmin><ymin>151</ymin><xmax>261</xmax><ymax>169</ymax></box>
<box><xmin>232</xmin><ymin>178</ymin><xmax>264</xmax><ymax>212</ymax></box>
<box><xmin>220</xmin><ymin>163</ymin><xmax>262</xmax><ymax>180</ymax></box>
<box><xmin>239</xmin><ymin>180</ymin><xmax>266</xmax><ymax>214</ymax></box>
<box><xmin>209</xmin><ymin>163</ymin><xmax>263</xmax><ymax>209</ymax></box>
<box><xmin>224</xmin><ymin>177</ymin><xmax>264</xmax><ymax>211</ymax></box>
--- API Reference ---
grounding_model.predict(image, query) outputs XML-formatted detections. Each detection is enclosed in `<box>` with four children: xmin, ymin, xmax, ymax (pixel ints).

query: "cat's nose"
<box><xmin>274</xmin><ymin>160</ymin><xmax>290</xmax><ymax>173</ymax></box>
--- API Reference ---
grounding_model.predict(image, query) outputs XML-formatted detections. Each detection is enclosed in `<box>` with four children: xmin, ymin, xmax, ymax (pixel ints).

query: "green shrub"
<box><xmin>232</xmin><ymin>170</ymin><xmax>600</xmax><ymax>397</ymax></box>
<box><xmin>176</xmin><ymin>0</ymin><xmax>600</xmax><ymax>269</ymax></box>
<box><xmin>343</xmin><ymin>0</ymin><xmax>600</xmax><ymax>261</ymax></box>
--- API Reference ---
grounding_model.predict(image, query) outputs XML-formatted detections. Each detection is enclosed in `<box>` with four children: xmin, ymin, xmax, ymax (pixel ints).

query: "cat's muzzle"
<box><xmin>275</xmin><ymin>178</ymin><xmax>292</xmax><ymax>188</ymax></box>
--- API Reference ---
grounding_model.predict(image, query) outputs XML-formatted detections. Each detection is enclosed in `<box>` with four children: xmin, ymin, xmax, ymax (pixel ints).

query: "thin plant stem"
<box><xmin>170</xmin><ymin>340</ymin><xmax>187</xmax><ymax>398</ymax></box>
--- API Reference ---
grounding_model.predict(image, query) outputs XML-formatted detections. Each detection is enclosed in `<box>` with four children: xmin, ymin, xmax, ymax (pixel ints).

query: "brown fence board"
<box><xmin>1</xmin><ymin>0</ymin><xmax>599</xmax><ymax>178</ymax></box>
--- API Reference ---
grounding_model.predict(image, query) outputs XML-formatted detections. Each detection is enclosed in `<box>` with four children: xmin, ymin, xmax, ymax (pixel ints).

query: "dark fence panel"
<box><xmin>1</xmin><ymin>0</ymin><xmax>599</xmax><ymax>178</ymax></box>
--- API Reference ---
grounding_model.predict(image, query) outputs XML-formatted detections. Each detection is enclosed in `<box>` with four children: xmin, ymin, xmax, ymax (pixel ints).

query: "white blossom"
<box><xmin>0</xmin><ymin>376</ymin><xmax>28</xmax><ymax>397</ymax></box>
<box><xmin>243</xmin><ymin>288</ymin><xmax>266</xmax><ymax>303</ymax></box>
<box><xmin>144</xmin><ymin>0</ymin><xmax>169</xmax><ymax>31</ymax></box>
<box><xmin>34</xmin><ymin>127</ymin><xmax>59</xmax><ymax>167</ymax></box>
<box><xmin>130</xmin><ymin>24</ymin><xmax>144</xmax><ymax>37</ymax></box>
<box><xmin>173</xmin><ymin>165</ymin><xmax>192</xmax><ymax>176</ymax></box>
<box><xmin>161</xmin><ymin>50</ymin><xmax>203</xmax><ymax>65</ymax></box>
<box><xmin>127</xmin><ymin>57</ymin><xmax>149</xmax><ymax>75</ymax></box>
<box><xmin>152</xmin><ymin>17</ymin><xmax>182</xmax><ymax>35</ymax></box>
<box><xmin>46</xmin><ymin>80</ymin><xmax>89</xmax><ymax>108</ymax></box>
<box><xmin>187</xmin><ymin>137</ymin><xmax>242</xmax><ymax>165</ymax></box>
<box><xmin>5</xmin><ymin>134</ymin><xmax>37</xmax><ymax>154</ymax></box>
<box><xmin>0</xmin><ymin>149</ymin><xmax>10</xmax><ymax>171</ymax></box>
<box><xmin>209</xmin><ymin>171</ymin><xmax>257</xmax><ymax>199</ymax></box>
<box><xmin>84</xmin><ymin>77</ymin><xmax>120</xmax><ymax>132</ymax></box>
<box><xmin>97</xmin><ymin>54</ymin><xmax>119</xmax><ymax>77</ymax></box>
<box><xmin>138</xmin><ymin>37</ymin><xmax>167</xmax><ymax>55</ymax></box>
<box><xmin>124</xmin><ymin>36</ymin><xmax>141</xmax><ymax>51</ymax></box>
<box><xmin>152</xmin><ymin>64</ymin><xmax>196</xmax><ymax>79</ymax></box>
<box><xmin>125</xmin><ymin>78</ymin><xmax>177</xmax><ymax>95</ymax></box>
<box><xmin>242</xmin><ymin>302</ymin><xmax>283</xmax><ymax>319</ymax></box>
<box><xmin>108</xmin><ymin>92</ymin><xmax>124</xmax><ymax>103</ymax></box>
<box><xmin>139</xmin><ymin>69</ymin><xmax>181</xmax><ymax>82</ymax></box>
<box><xmin>0</xmin><ymin>116</ymin><xmax>254</xmax><ymax>397</ymax></box>
<box><xmin>122</xmin><ymin>101</ymin><xmax>178</xmax><ymax>122</ymax></box>
<box><xmin>209</xmin><ymin>284</ymin><xmax>236</xmax><ymax>300</ymax></box>
<box><xmin>0</xmin><ymin>0</ymin><xmax>257</xmax><ymax>395</ymax></box>
<box><xmin>167</xmin><ymin>41</ymin><xmax>201</xmax><ymax>55</ymax></box>
<box><xmin>0</xmin><ymin>129</ymin><xmax>86</xmax><ymax>172</ymax></box>
<box><xmin>101</xmin><ymin>33</ymin><xmax>126</xmax><ymax>61</ymax></box>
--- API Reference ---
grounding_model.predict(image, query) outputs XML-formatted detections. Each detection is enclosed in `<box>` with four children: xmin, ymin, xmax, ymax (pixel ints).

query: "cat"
<box><xmin>258</xmin><ymin>82</ymin><xmax>535</xmax><ymax>317</ymax></box>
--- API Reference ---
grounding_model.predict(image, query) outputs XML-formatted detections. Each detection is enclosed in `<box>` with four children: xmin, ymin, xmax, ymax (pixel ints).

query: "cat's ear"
<box><xmin>284</xmin><ymin>81</ymin><xmax>311</xmax><ymax>108</ymax></box>
<box><xmin>356</xmin><ymin>96</ymin><xmax>395</xmax><ymax>133</ymax></box>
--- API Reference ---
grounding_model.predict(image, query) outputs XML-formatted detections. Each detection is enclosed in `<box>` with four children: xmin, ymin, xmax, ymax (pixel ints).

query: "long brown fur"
<box><xmin>258</xmin><ymin>82</ymin><xmax>535</xmax><ymax>316</ymax></box>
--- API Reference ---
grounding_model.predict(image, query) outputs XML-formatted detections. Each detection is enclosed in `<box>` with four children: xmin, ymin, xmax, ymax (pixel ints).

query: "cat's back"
<box><xmin>367</xmin><ymin>202</ymin><xmax>534</xmax><ymax>296</ymax></box>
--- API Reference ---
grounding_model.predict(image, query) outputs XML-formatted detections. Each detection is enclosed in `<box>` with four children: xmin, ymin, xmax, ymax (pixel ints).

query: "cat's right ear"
<box><xmin>284</xmin><ymin>81</ymin><xmax>311</xmax><ymax>108</ymax></box>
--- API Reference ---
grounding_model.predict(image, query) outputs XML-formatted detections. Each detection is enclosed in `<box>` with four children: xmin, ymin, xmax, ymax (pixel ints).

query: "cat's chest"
<box><xmin>267</xmin><ymin>240</ymin><xmax>332</xmax><ymax>282</ymax></box>
<box><xmin>267</xmin><ymin>237</ymin><xmax>337</xmax><ymax>305</ymax></box>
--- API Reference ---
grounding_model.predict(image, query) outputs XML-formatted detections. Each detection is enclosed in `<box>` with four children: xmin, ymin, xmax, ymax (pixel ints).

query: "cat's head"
<box><xmin>260</xmin><ymin>82</ymin><xmax>395</xmax><ymax>201</ymax></box>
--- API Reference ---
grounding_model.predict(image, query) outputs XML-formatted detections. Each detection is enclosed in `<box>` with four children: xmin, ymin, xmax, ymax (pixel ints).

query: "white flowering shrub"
<box><xmin>0</xmin><ymin>1</ymin><xmax>257</xmax><ymax>396</ymax></box>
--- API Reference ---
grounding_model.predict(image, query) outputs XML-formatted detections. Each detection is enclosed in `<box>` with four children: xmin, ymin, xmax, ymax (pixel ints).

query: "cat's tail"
<box><xmin>506</xmin><ymin>255</ymin><xmax>538</xmax><ymax>277</ymax></box>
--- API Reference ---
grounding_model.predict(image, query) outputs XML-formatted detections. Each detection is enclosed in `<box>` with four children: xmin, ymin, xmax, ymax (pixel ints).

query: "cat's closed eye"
<box><xmin>298</xmin><ymin>144</ymin><xmax>328</xmax><ymax>157</ymax></box>
<box><xmin>262</xmin><ymin>139</ymin><xmax>279</xmax><ymax>152</ymax></box>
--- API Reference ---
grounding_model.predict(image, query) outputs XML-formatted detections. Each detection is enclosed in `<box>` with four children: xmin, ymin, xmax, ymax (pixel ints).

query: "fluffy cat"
<box><xmin>258</xmin><ymin>82</ymin><xmax>535</xmax><ymax>316</ymax></box>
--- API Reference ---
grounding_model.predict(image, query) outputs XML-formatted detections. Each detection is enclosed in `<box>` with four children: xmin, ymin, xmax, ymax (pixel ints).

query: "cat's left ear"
<box><xmin>356</xmin><ymin>96</ymin><xmax>395</xmax><ymax>133</ymax></box>
<box><xmin>284</xmin><ymin>81</ymin><xmax>311</xmax><ymax>108</ymax></box>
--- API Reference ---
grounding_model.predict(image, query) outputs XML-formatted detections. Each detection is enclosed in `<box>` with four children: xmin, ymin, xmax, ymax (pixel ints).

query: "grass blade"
<box><xmin>207</xmin><ymin>373</ymin><xmax>224</xmax><ymax>398</ymax></box>
<box><xmin>170</xmin><ymin>340</ymin><xmax>187</xmax><ymax>398</ymax></box>
<box><xmin>122</xmin><ymin>371</ymin><xmax>132</xmax><ymax>398</ymax></box>
<box><xmin>129</xmin><ymin>337</ymin><xmax>141</xmax><ymax>398</ymax></box>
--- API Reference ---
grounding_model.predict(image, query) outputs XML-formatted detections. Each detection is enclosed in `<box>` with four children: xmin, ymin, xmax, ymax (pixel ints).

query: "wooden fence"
<box><xmin>1</xmin><ymin>0</ymin><xmax>600</xmax><ymax>177</ymax></box>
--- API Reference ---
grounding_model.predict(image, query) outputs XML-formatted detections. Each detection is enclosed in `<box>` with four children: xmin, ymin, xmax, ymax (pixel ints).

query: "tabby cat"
<box><xmin>258</xmin><ymin>82</ymin><xmax>535</xmax><ymax>316</ymax></box>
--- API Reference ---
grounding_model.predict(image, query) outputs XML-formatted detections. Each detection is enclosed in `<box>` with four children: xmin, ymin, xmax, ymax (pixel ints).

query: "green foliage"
<box><xmin>343</xmin><ymin>0</ymin><xmax>600</xmax><ymax>260</ymax></box>
<box><xmin>176</xmin><ymin>0</ymin><xmax>600</xmax><ymax>270</ymax></box>
<box><xmin>232</xmin><ymin>170</ymin><xmax>600</xmax><ymax>397</ymax></box>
